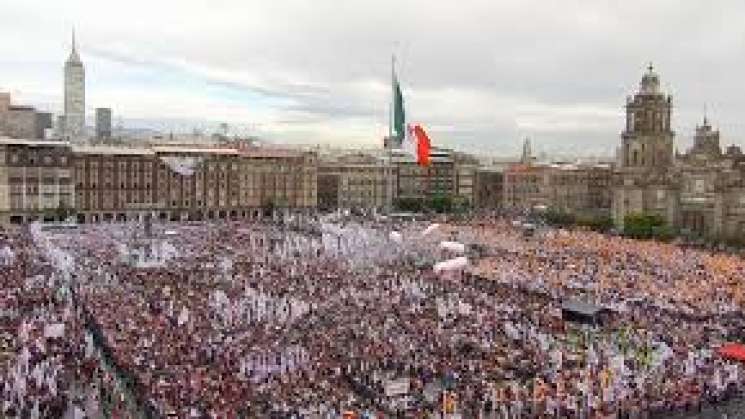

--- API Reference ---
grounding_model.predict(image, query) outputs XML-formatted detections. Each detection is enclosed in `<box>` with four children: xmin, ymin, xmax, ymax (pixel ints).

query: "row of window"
<box><xmin>7</xmin><ymin>153</ymin><xmax>69</xmax><ymax>166</ymax></box>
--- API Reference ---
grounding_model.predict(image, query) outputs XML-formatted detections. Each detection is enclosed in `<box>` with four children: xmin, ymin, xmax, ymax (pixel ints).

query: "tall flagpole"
<box><xmin>389</xmin><ymin>54</ymin><xmax>395</xmax><ymax>139</ymax></box>
<box><xmin>386</xmin><ymin>54</ymin><xmax>396</xmax><ymax>214</ymax></box>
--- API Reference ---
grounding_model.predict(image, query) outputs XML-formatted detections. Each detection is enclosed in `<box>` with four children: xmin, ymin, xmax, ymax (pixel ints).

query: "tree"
<box><xmin>623</xmin><ymin>213</ymin><xmax>672</xmax><ymax>240</ymax></box>
<box><xmin>393</xmin><ymin>198</ymin><xmax>422</xmax><ymax>212</ymax></box>
<box><xmin>452</xmin><ymin>196</ymin><xmax>471</xmax><ymax>214</ymax></box>
<box><xmin>576</xmin><ymin>214</ymin><xmax>614</xmax><ymax>233</ymax></box>
<box><xmin>427</xmin><ymin>195</ymin><xmax>453</xmax><ymax>214</ymax></box>
<box><xmin>544</xmin><ymin>208</ymin><xmax>576</xmax><ymax>227</ymax></box>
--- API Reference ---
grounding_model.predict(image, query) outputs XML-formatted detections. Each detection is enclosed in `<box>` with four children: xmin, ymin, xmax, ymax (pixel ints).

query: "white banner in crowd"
<box><xmin>439</xmin><ymin>241</ymin><xmax>466</xmax><ymax>254</ymax></box>
<box><xmin>433</xmin><ymin>256</ymin><xmax>468</xmax><ymax>274</ymax></box>
<box><xmin>0</xmin><ymin>246</ymin><xmax>14</xmax><ymax>266</ymax></box>
<box><xmin>178</xmin><ymin>307</ymin><xmax>190</xmax><ymax>327</ymax></box>
<box><xmin>384</xmin><ymin>378</ymin><xmax>410</xmax><ymax>397</ymax></box>
<box><xmin>43</xmin><ymin>323</ymin><xmax>65</xmax><ymax>339</ymax></box>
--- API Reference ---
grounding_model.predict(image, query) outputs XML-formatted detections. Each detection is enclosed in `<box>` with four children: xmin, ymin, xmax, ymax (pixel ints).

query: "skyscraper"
<box><xmin>95</xmin><ymin>108</ymin><xmax>112</xmax><ymax>140</ymax></box>
<box><xmin>64</xmin><ymin>30</ymin><xmax>85</xmax><ymax>141</ymax></box>
<box><xmin>520</xmin><ymin>137</ymin><xmax>532</xmax><ymax>164</ymax></box>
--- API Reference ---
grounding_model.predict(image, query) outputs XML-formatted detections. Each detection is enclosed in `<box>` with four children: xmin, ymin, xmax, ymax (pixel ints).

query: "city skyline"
<box><xmin>2</xmin><ymin>1</ymin><xmax>745</xmax><ymax>156</ymax></box>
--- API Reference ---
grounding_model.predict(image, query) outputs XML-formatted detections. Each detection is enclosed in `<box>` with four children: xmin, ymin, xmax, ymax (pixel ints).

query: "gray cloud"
<box><xmin>2</xmin><ymin>0</ymin><xmax>745</xmax><ymax>156</ymax></box>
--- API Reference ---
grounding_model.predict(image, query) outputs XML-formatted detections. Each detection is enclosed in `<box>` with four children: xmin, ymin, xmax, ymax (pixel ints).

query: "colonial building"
<box><xmin>672</xmin><ymin>121</ymin><xmax>745</xmax><ymax>238</ymax></box>
<box><xmin>393</xmin><ymin>148</ymin><xmax>458</xmax><ymax>204</ymax></box>
<box><xmin>612</xmin><ymin>65</ymin><xmax>677</xmax><ymax>227</ymax></box>
<box><xmin>454</xmin><ymin>152</ymin><xmax>478</xmax><ymax>207</ymax></box>
<box><xmin>0</xmin><ymin>140</ymin><xmax>73</xmax><ymax>223</ymax></box>
<box><xmin>612</xmin><ymin>66</ymin><xmax>745</xmax><ymax>239</ymax></box>
<box><xmin>0</xmin><ymin>140</ymin><xmax>318</xmax><ymax>224</ymax></box>
<box><xmin>504</xmin><ymin>162</ymin><xmax>613</xmax><ymax>216</ymax></box>
<box><xmin>316</xmin><ymin>148</ymin><xmax>477</xmax><ymax>212</ymax></box>
<box><xmin>317</xmin><ymin>152</ymin><xmax>391</xmax><ymax>212</ymax></box>
<box><xmin>474</xmin><ymin>168</ymin><xmax>504</xmax><ymax>209</ymax></box>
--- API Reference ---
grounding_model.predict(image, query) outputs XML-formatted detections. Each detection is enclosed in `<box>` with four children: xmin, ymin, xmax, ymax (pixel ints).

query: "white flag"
<box><xmin>178</xmin><ymin>307</ymin><xmax>190</xmax><ymax>327</ymax></box>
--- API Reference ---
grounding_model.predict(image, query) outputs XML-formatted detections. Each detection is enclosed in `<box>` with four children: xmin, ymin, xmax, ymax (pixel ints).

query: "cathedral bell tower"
<box><xmin>621</xmin><ymin>64</ymin><xmax>674</xmax><ymax>169</ymax></box>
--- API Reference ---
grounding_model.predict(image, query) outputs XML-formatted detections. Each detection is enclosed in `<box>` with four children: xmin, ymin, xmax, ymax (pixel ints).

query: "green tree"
<box><xmin>623</xmin><ymin>213</ymin><xmax>672</xmax><ymax>240</ymax></box>
<box><xmin>576</xmin><ymin>214</ymin><xmax>614</xmax><ymax>233</ymax></box>
<box><xmin>544</xmin><ymin>208</ymin><xmax>576</xmax><ymax>227</ymax></box>
<box><xmin>452</xmin><ymin>196</ymin><xmax>471</xmax><ymax>214</ymax></box>
<box><xmin>393</xmin><ymin>198</ymin><xmax>422</xmax><ymax>212</ymax></box>
<box><xmin>427</xmin><ymin>195</ymin><xmax>453</xmax><ymax>214</ymax></box>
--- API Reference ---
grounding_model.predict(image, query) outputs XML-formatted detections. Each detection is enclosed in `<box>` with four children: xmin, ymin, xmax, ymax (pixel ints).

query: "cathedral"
<box><xmin>612</xmin><ymin>65</ymin><xmax>745</xmax><ymax>240</ymax></box>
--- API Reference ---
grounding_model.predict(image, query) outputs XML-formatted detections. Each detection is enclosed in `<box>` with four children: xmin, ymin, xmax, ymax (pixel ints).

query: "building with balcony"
<box><xmin>317</xmin><ymin>152</ymin><xmax>391</xmax><ymax>212</ymax></box>
<box><xmin>0</xmin><ymin>140</ymin><xmax>318</xmax><ymax>224</ymax></box>
<box><xmin>504</xmin><ymin>162</ymin><xmax>613</xmax><ymax>216</ymax></box>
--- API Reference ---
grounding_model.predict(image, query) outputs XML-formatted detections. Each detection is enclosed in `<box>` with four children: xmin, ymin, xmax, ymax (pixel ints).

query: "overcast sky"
<box><xmin>2</xmin><ymin>0</ymin><xmax>745</xmax><ymax>156</ymax></box>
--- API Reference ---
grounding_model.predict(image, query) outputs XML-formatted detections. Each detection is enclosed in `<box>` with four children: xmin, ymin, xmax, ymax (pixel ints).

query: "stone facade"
<box><xmin>612</xmin><ymin>65</ymin><xmax>677</xmax><ymax>228</ymax></box>
<box><xmin>0</xmin><ymin>140</ymin><xmax>73</xmax><ymax>223</ymax></box>
<box><xmin>612</xmin><ymin>67</ymin><xmax>745</xmax><ymax>239</ymax></box>
<box><xmin>504</xmin><ymin>163</ymin><xmax>612</xmax><ymax>215</ymax></box>
<box><xmin>0</xmin><ymin>140</ymin><xmax>318</xmax><ymax>224</ymax></box>
<box><xmin>474</xmin><ymin>168</ymin><xmax>504</xmax><ymax>209</ymax></box>
<box><xmin>454</xmin><ymin>152</ymin><xmax>477</xmax><ymax>207</ymax></box>
<box><xmin>393</xmin><ymin>148</ymin><xmax>456</xmax><ymax>203</ymax></box>
<box><xmin>0</xmin><ymin>93</ymin><xmax>9</xmax><ymax>135</ymax></box>
<box><xmin>316</xmin><ymin>149</ymin><xmax>477</xmax><ymax>212</ymax></box>
<box><xmin>317</xmin><ymin>153</ymin><xmax>391</xmax><ymax>212</ymax></box>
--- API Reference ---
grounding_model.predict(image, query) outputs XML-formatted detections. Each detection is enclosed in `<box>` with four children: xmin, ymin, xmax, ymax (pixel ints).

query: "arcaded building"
<box><xmin>0</xmin><ymin>140</ymin><xmax>318</xmax><ymax>224</ymax></box>
<box><xmin>317</xmin><ymin>152</ymin><xmax>391</xmax><ymax>212</ymax></box>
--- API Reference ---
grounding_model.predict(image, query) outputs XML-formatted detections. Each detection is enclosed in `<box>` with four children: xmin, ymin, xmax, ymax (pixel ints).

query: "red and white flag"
<box><xmin>403</xmin><ymin>124</ymin><xmax>432</xmax><ymax>167</ymax></box>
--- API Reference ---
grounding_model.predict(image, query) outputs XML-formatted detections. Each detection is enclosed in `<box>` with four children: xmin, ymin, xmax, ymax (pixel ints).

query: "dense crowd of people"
<box><xmin>0</xmin><ymin>226</ymin><xmax>133</xmax><ymax>417</ymax></box>
<box><xmin>2</xmin><ymin>214</ymin><xmax>745</xmax><ymax>417</ymax></box>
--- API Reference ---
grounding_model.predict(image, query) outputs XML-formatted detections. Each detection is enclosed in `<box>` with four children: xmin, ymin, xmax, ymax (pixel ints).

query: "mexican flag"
<box><xmin>392</xmin><ymin>72</ymin><xmax>406</xmax><ymax>144</ymax></box>
<box><xmin>391</xmin><ymin>61</ymin><xmax>432</xmax><ymax>166</ymax></box>
<box><xmin>403</xmin><ymin>123</ymin><xmax>432</xmax><ymax>167</ymax></box>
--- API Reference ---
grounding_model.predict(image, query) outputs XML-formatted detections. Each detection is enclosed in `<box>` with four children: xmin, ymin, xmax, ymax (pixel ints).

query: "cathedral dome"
<box><xmin>639</xmin><ymin>63</ymin><xmax>660</xmax><ymax>95</ymax></box>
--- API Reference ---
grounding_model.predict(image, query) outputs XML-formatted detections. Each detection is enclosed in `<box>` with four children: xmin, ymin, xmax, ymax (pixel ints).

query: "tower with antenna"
<box><xmin>63</xmin><ymin>28</ymin><xmax>86</xmax><ymax>142</ymax></box>
<box><xmin>520</xmin><ymin>137</ymin><xmax>533</xmax><ymax>164</ymax></box>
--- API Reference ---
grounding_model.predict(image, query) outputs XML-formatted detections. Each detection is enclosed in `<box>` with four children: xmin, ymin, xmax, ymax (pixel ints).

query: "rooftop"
<box><xmin>151</xmin><ymin>145</ymin><xmax>239</xmax><ymax>155</ymax></box>
<box><xmin>73</xmin><ymin>146</ymin><xmax>155</xmax><ymax>156</ymax></box>
<box><xmin>7</xmin><ymin>105</ymin><xmax>36</xmax><ymax>112</ymax></box>
<box><xmin>0</xmin><ymin>139</ymin><xmax>70</xmax><ymax>147</ymax></box>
